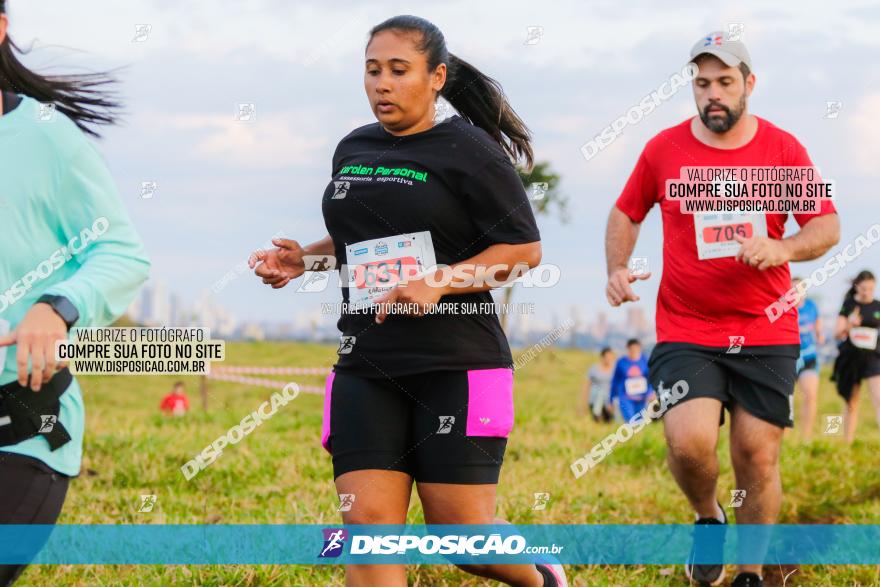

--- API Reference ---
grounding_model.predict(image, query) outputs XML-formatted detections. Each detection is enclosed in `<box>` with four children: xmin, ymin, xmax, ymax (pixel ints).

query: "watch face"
<box><xmin>57</xmin><ymin>297</ymin><xmax>79</xmax><ymax>326</ymax></box>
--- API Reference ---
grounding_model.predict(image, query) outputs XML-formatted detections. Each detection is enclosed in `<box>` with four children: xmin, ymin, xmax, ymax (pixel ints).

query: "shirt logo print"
<box><xmin>332</xmin><ymin>181</ymin><xmax>350</xmax><ymax>199</ymax></box>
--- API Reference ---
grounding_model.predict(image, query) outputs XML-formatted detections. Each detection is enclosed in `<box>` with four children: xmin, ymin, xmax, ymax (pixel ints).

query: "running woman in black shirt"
<box><xmin>833</xmin><ymin>270</ymin><xmax>880</xmax><ymax>443</ymax></box>
<box><xmin>250</xmin><ymin>15</ymin><xmax>566</xmax><ymax>587</ymax></box>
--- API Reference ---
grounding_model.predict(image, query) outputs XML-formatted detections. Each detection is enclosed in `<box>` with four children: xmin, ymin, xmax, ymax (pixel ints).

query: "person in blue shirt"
<box><xmin>792</xmin><ymin>277</ymin><xmax>824</xmax><ymax>441</ymax></box>
<box><xmin>0</xmin><ymin>3</ymin><xmax>150</xmax><ymax>584</ymax></box>
<box><xmin>610</xmin><ymin>339</ymin><xmax>654</xmax><ymax>423</ymax></box>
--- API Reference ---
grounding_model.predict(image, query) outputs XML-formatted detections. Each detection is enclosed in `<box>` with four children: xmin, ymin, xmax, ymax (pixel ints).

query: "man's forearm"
<box><xmin>606</xmin><ymin>206</ymin><xmax>641</xmax><ymax>274</ymax></box>
<box><xmin>782</xmin><ymin>214</ymin><xmax>840</xmax><ymax>262</ymax></box>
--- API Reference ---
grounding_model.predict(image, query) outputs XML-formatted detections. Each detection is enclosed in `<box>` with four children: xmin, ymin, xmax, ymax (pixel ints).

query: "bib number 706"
<box><xmin>702</xmin><ymin>222</ymin><xmax>753</xmax><ymax>244</ymax></box>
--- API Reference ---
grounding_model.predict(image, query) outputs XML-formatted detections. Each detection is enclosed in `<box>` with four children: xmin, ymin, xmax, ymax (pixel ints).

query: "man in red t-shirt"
<box><xmin>605</xmin><ymin>32</ymin><xmax>840</xmax><ymax>587</ymax></box>
<box><xmin>160</xmin><ymin>381</ymin><xmax>190</xmax><ymax>417</ymax></box>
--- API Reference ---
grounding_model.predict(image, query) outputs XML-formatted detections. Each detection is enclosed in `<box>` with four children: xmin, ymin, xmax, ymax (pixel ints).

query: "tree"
<box><xmin>499</xmin><ymin>162</ymin><xmax>568</xmax><ymax>334</ymax></box>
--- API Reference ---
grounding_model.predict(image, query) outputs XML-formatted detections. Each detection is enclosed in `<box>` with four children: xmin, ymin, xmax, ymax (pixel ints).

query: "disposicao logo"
<box><xmin>319</xmin><ymin>528</ymin><xmax>348</xmax><ymax>558</ymax></box>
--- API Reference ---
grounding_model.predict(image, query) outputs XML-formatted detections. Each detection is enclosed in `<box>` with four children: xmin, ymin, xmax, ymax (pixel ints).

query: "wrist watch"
<box><xmin>36</xmin><ymin>294</ymin><xmax>79</xmax><ymax>330</ymax></box>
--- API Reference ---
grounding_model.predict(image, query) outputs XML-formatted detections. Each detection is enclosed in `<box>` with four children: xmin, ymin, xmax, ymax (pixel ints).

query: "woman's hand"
<box><xmin>849</xmin><ymin>307</ymin><xmax>862</xmax><ymax>327</ymax></box>
<box><xmin>835</xmin><ymin>316</ymin><xmax>849</xmax><ymax>340</ymax></box>
<box><xmin>249</xmin><ymin>238</ymin><xmax>306</xmax><ymax>289</ymax></box>
<box><xmin>373</xmin><ymin>274</ymin><xmax>445</xmax><ymax>324</ymax></box>
<box><xmin>0</xmin><ymin>303</ymin><xmax>69</xmax><ymax>391</ymax></box>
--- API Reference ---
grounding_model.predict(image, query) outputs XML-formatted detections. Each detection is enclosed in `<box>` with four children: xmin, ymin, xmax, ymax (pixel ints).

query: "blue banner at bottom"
<box><xmin>1</xmin><ymin>524</ymin><xmax>878</xmax><ymax>565</ymax></box>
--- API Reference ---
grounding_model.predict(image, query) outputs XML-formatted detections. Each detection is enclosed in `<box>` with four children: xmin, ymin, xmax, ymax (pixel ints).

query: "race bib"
<box><xmin>694</xmin><ymin>213</ymin><xmax>768</xmax><ymax>260</ymax></box>
<box><xmin>0</xmin><ymin>319</ymin><xmax>7</xmax><ymax>372</ymax></box>
<box><xmin>344</xmin><ymin>231</ymin><xmax>437</xmax><ymax>309</ymax></box>
<box><xmin>624</xmin><ymin>376</ymin><xmax>648</xmax><ymax>398</ymax></box>
<box><xmin>850</xmin><ymin>327</ymin><xmax>878</xmax><ymax>350</ymax></box>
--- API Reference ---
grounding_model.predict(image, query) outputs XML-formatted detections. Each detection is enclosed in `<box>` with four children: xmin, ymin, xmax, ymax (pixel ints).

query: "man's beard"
<box><xmin>699</xmin><ymin>94</ymin><xmax>746</xmax><ymax>133</ymax></box>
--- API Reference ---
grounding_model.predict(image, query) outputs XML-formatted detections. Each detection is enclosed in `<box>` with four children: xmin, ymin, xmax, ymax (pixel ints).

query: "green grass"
<box><xmin>17</xmin><ymin>342</ymin><xmax>880</xmax><ymax>586</ymax></box>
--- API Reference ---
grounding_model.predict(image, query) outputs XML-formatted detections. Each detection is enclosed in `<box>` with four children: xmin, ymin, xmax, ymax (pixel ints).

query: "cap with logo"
<box><xmin>690</xmin><ymin>31</ymin><xmax>752</xmax><ymax>70</ymax></box>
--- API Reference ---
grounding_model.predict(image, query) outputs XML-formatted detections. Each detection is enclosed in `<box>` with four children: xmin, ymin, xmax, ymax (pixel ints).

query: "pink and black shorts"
<box><xmin>321</xmin><ymin>368</ymin><xmax>514</xmax><ymax>484</ymax></box>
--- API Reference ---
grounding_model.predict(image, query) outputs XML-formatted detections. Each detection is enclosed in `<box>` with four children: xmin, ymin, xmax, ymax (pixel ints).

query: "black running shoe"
<box><xmin>535</xmin><ymin>561</ymin><xmax>568</xmax><ymax>586</ymax></box>
<box><xmin>731</xmin><ymin>572</ymin><xmax>764</xmax><ymax>586</ymax></box>
<box><xmin>685</xmin><ymin>504</ymin><xmax>727</xmax><ymax>586</ymax></box>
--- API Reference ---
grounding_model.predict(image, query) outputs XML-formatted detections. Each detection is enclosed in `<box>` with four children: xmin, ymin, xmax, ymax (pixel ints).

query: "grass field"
<box><xmin>16</xmin><ymin>341</ymin><xmax>880</xmax><ymax>586</ymax></box>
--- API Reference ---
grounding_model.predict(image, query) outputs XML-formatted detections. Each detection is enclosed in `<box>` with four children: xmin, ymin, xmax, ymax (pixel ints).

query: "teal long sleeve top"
<box><xmin>0</xmin><ymin>95</ymin><xmax>151</xmax><ymax>475</ymax></box>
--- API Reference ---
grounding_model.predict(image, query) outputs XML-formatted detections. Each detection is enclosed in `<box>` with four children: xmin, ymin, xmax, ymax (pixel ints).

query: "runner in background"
<box><xmin>604</xmin><ymin>31</ymin><xmax>839</xmax><ymax>587</ymax></box>
<box><xmin>250</xmin><ymin>15</ymin><xmax>566</xmax><ymax>587</ymax></box>
<box><xmin>832</xmin><ymin>270</ymin><xmax>880</xmax><ymax>443</ymax></box>
<box><xmin>0</xmin><ymin>2</ymin><xmax>151</xmax><ymax>584</ymax></box>
<box><xmin>609</xmin><ymin>339</ymin><xmax>653</xmax><ymax>423</ymax></box>
<box><xmin>792</xmin><ymin>277</ymin><xmax>823</xmax><ymax>441</ymax></box>
<box><xmin>583</xmin><ymin>347</ymin><xmax>615</xmax><ymax>422</ymax></box>
<box><xmin>159</xmin><ymin>382</ymin><xmax>190</xmax><ymax>417</ymax></box>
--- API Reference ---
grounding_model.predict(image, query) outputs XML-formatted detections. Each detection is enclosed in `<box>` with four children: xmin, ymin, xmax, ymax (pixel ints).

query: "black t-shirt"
<box><xmin>322</xmin><ymin>115</ymin><xmax>541</xmax><ymax>378</ymax></box>
<box><xmin>840</xmin><ymin>297</ymin><xmax>880</xmax><ymax>355</ymax></box>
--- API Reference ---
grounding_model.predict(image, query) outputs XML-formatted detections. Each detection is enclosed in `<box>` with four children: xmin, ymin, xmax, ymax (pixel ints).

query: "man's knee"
<box><xmin>731</xmin><ymin>442</ymin><xmax>779</xmax><ymax>474</ymax></box>
<box><xmin>665</xmin><ymin>427</ymin><xmax>718</xmax><ymax>467</ymax></box>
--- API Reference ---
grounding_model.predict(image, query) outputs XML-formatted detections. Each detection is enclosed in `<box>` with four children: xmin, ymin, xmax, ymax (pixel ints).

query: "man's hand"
<box><xmin>0</xmin><ymin>304</ymin><xmax>69</xmax><ymax>391</ymax></box>
<box><xmin>373</xmin><ymin>275</ymin><xmax>444</xmax><ymax>324</ymax></box>
<box><xmin>606</xmin><ymin>266</ymin><xmax>652</xmax><ymax>307</ymax></box>
<box><xmin>249</xmin><ymin>238</ymin><xmax>306</xmax><ymax>289</ymax></box>
<box><xmin>734</xmin><ymin>235</ymin><xmax>790</xmax><ymax>270</ymax></box>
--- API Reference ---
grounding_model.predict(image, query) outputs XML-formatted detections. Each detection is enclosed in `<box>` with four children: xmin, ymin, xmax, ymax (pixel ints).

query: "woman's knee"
<box><xmin>341</xmin><ymin>502</ymin><xmax>407</xmax><ymax>525</ymax></box>
<box><xmin>451</xmin><ymin>563</ymin><xmax>494</xmax><ymax>578</ymax></box>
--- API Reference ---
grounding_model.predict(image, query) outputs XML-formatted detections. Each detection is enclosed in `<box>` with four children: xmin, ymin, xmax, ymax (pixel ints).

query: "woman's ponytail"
<box><xmin>441</xmin><ymin>53</ymin><xmax>533</xmax><ymax>169</ymax></box>
<box><xmin>0</xmin><ymin>1</ymin><xmax>121</xmax><ymax>137</ymax></box>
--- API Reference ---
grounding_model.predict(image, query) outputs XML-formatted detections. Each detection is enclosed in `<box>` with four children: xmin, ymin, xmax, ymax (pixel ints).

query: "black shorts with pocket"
<box><xmin>321</xmin><ymin>368</ymin><xmax>514</xmax><ymax>484</ymax></box>
<box><xmin>648</xmin><ymin>342</ymin><xmax>799</xmax><ymax>428</ymax></box>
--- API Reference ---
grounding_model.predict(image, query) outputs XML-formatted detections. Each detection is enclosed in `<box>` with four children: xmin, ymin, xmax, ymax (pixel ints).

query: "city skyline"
<box><xmin>8</xmin><ymin>1</ymin><xmax>876</xmax><ymax>331</ymax></box>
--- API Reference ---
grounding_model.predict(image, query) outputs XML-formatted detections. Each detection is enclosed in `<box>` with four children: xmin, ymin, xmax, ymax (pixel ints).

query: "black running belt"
<box><xmin>2</xmin><ymin>90</ymin><xmax>21</xmax><ymax>115</ymax></box>
<box><xmin>0</xmin><ymin>368</ymin><xmax>73</xmax><ymax>450</ymax></box>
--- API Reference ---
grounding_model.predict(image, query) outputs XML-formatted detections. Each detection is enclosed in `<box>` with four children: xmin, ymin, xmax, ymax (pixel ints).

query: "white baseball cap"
<box><xmin>690</xmin><ymin>31</ymin><xmax>752</xmax><ymax>70</ymax></box>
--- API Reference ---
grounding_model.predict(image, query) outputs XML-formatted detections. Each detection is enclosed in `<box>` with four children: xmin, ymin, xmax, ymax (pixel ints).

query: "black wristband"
<box><xmin>36</xmin><ymin>294</ymin><xmax>79</xmax><ymax>330</ymax></box>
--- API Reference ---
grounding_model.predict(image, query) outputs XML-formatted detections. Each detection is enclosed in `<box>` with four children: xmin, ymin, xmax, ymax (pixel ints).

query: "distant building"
<box><xmin>627</xmin><ymin>306</ymin><xmax>649</xmax><ymax>337</ymax></box>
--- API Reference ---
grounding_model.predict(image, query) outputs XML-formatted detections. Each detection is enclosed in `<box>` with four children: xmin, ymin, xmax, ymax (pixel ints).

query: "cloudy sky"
<box><xmin>9</xmin><ymin>0</ymin><xmax>880</xmax><ymax>331</ymax></box>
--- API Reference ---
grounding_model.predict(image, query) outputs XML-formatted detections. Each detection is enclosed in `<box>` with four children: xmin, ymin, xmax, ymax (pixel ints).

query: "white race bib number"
<box><xmin>624</xmin><ymin>376</ymin><xmax>648</xmax><ymax>398</ymax></box>
<box><xmin>344</xmin><ymin>231</ymin><xmax>437</xmax><ymax>309</ymax></box>
<box><xmin>694</xmin><ymin>213</ymin><xmax>768</xmax><ymax>260</ymax></box>
<box><xmin>850</xmin><ymin>327</ymin><xmax>878</xmax><ymax>350</ymax></box>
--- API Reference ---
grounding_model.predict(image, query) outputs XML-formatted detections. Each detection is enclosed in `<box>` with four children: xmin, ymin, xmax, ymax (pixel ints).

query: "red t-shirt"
<box><xmin>160</xmin><ymin>392</ymin><xmax>190</xmax><ymax>414</ymax></box>
<box><xmin>615</xmin><ymin>117</ymin><xmax>837</xmax><ymax>347</ymax></box>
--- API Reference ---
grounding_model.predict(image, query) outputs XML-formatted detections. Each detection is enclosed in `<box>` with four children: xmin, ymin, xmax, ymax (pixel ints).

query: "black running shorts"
<box><xmin>0</xmin><ymin>452</ymin><xmax>70</xmax><ymax>586</ymax></box>
<box><xmin>648</xmin><ymin>342</ymin><xmax>799</xmax><ymax>428</ymax></box>
<box><xmin>321</xmin><ymin>368</ymin><xmax>514</xmax><ymax>484</ymax></box>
